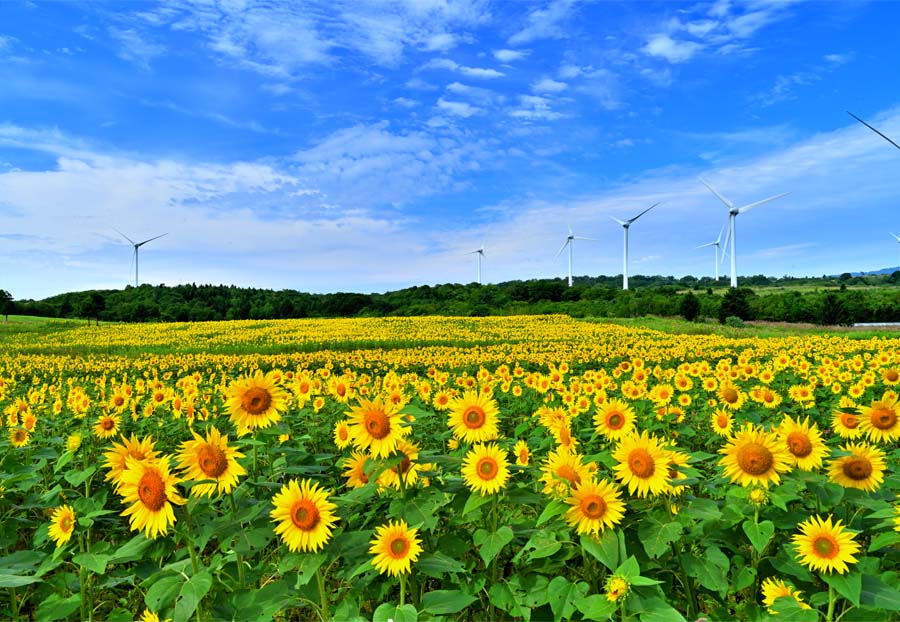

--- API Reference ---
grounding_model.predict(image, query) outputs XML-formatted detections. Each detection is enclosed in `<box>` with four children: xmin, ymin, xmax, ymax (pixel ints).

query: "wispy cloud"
<box><xmin>420</xmin><ymin>58</ymin><xmax>504</xmax><ymax>79</ymax></box>
<box><xmin>108</xmin><ymin>27</ymin><xmax>166</xmax><ymax>69</ymax></box>
<box><xmin>752</xmin><ymin>53</ymin><xmax>853</xmax><ymax>107</ymax></box>
<box><xmin>493</xmin><ymin>48</ymin><xmax>528</xmax><ymax>62</ymax></box>
<box><xmin>508</xmin><ymin>0</ymin><xmax>578</xmax><ymax>45</ymax></box>
<box><xmin>642</xmin><ymin>34</ymin><xmax>703</xmax><ymax>64</ymax></box>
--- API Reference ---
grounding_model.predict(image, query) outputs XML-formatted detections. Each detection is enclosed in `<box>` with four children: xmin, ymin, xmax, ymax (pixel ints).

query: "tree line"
<box><xmin>3</xmin><ymin>271</ymin><xmax>900</xmax><ymax>326</ymax></box>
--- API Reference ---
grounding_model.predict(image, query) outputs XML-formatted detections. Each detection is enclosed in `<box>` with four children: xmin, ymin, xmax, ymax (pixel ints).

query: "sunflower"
<box><xmin>66</xmin><ymin>434</ymin><xmax>82</xmax><ymax>454</ymax></box>
<box><xmin>663</xmin><ymin>448</ymin><xmax>691</xmax><ymax>496</ymax></box>
<box><xmin>93</xmin><ymin>413</ymin><xmax>121</xmax><ymax>439</ymax></box>
<box><xmin>176</xmin><ymin>426</ymin><xmax>246</xmax><ymax>497</ymax></box>
<box><xmin>827</xmin><ymin>443</ymin><xmax>886</xmax><ymax>493</ymax></box>
<box><xmin>605</xmin><ymin>575</ymin><xmax>630</xmax><ymax>603</ymax></box>
<box><xmin>104</xmin><ymin>435</ymin><xmax>159</xmax><ymax>491</ymax></box>
<box><xmin>564</xmin><ymin>478</ymin><xmax>625</xmax><ymax>535</ymax></box>
<box><xmin>718</xmin><ymin>424</ymin><xmax>792</xmax><ymax>488</ymax></box>
<box><xmin>710</xmin><ymin>409</ymin><xmax>734</xmax><ymax>437</ymax></box>
<box><xmin>342</xmin><ymin>452</ymin><xmax>372</xmax><ymax>488</ymax></box>
<box><xmin>270</xmin><ymin>479</ymin><xmax>338</xmax><ymax>553</ymax></box>
<box><xmin>118</xmin><ymin>456</ymin><xmax>185</xmax><ymax>539</ymax></box>
<box><xmin>378</xmin><ymin>439</ymin><xmax>424</xmax><ymax>490</ymax></box>
<box><xmin>447</xmin><ymin>391</ymin><xmax>500</xmax><ymax>444</ymax></box>
<box><xmin>347</xmin><ymin>397</ymin><xmax>409</xmax><ymax>458</ymax></box>
<box><xmin>9</xmin><ymin>428</ymin><xmax>29</xmax><ymax>447</ymax></box>
<box><xmin>224</xmin><ymin>371</ymin><xmax>289</xmax><ymax>436</ymax></box>
<box><xmin>832</xmin><ymin>410</ymin><xmax>863</xmax><ymax>439</ymax></box>
<box><xmin>717</xmin><ymin>382</ymin><xmax>746</xmax><ymax>410</ymax></box>
<box><xmin>859</xmin><ymin>393</ymin><xmax>900</xmax><ymax>443</ymax></box>
<box><xmin>760</xmin><ymin>577</ymin><xmax>811</xmax><ymax>614</ymax></box>
<box><xmin>333</xmin><ymin>420</ymin><xmax>352</xmax><ymax>450</ymax></box>
<box><xmin>593</xmin><ymin>399</ymin><xmax>636</xmax><ymax>441</ymax></box>
<box><xmin>881</xmin><ymin>367</ymin><xmax>900</xmax><ymax>386</ymax></box>
<box><xmin>778</xmin><ymin>415</ymin><xmax>828</xmax><ymax>471</ymax></box>
<box><xmin>612</xmin><ymin>431</ymin><xmax>670</xmax><ymax>498</ymax></box>
<box><xmin>540</xmin><ymin>448</ymin><xmax>593</xmax><ymax>497</ymax></box>
<box><xmin>369</xmin><ymin>520</ymin><xmax>423</xmax><ymax>576</ymax></box>
<box><xmin>792</xmin><ymin>515</ymin><xmax>860</xmax><ymax>574</ymax></box>
<box><xmin>461</xmin><ymin>443</ymin><xmax>510</xmax><ymax>496</ymax></box>
<box><xmin>513</xmin><ymin>440</ymin><xmax>530</xmax><ymax>466</ymax></box>
<box><xmin>48</xmin><ymin>505</ymin><xmax>76</xmax><ymax>547</ymax></box>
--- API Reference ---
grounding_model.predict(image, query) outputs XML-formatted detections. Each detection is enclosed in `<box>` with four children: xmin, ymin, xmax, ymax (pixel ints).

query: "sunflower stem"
<box><xmin>228</xmin><ymin>494</ymin><xmax>246</xmax><ymax>589</ymax></box>
<box><xmin>826</xmin><ymin>583</ymin><xmax>836</xmax><ymax>622</ymax></box>
<box><xmin>675</xmin><ymin>545</ymin><xmax>697</xmax><ymax>620</ymax></box>
<box><xmin>399</xmin><ymin>573</ymin><xmax>407</xmax><ymax>608</ymax></box>
<box><xmin>316</xmin><ymin>568</ymin><xmax>330</xmax><ymax>620</ymax></box>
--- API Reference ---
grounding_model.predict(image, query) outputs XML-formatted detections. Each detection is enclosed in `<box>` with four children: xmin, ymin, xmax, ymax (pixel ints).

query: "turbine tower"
<box><xmin>695</xmin><ymin>225</ymin><xmax>725</xmax><ymax>281</ymax></box>
<box><xmin>891</xmin><ymin>233</ymin><xmax>900</xmax><ymax>274</ymax></box>
<box><xmin>465</xmin><ymin>243</ymin><xmax>485</xmax><ymax>284</ymax></box>
<box><xmin>847</xmin><ymin>111</ymin><xmax>900</xmax><ymax>151</ymax></box>
<box><xmin>115</xmin><ymin>229</ymin><xmax>168</xmax><ymax>287</ymax></box>
<box><xmin>699</xmin><ymin>179</ymin><xmax>789</xmax><ymax>288</ymax></box>
<box><xmin>609</xmin><ymin>203</ymin><xmax>659</xmax><ymax>290</ymax></box>
<box><xmin>555</xmin><ymin>227</ymin><xmax>597</xmax><ymax>287</ymax></box>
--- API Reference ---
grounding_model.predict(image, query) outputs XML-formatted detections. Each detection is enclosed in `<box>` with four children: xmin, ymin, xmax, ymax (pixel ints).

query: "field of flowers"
<box><xmin>3</xmin><ymin>314</ymin><xmax>900</xmax><ymax>622</ymax></box>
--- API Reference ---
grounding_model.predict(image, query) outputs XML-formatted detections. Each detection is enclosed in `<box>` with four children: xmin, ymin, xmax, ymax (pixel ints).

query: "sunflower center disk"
<box><xmin>557</xmin><ymin>465</ymin><xmax>582</xmax><ymax>486</ymax></box>
<box><xmin>241</xmin><ymin>387</ymin><xmax>273</xmax><ymax>415</ymax></box>
<box><xmin>787</xmin><ymin>432</ymin><xmax>813</xmax><ymax>458</ymax></box>
<box><xmin>101</xmin><ymin>418</ymin><xmax>115</xmax><ymax>431</ymax></box>
<box><xmin>841</xmin><ymin>413</ymin><xmax>859</xmax><ymax>429</ymax></box>
<box><xmin>581</xmin><ymin>494</ymin><xmax>607</xmax><ymax>519</ymax></box>
<box><xmin>364</xmin><ymin>411</ymin><xmax>391</xmax><ymax>439</ymax></box>
<box><xmin>114</xmin><ymin>396</ymin><xmax>125</xmax><ymax>406</ymax></box>
<box><xmin>736</xmin><ymin>443</ymin><xmax>774</xmax><ymax>475</ymax></box>
<box><xmin>812</xmin><ymin>534</ymin><xmax>839</xmax><ymax>559</ymax></box>
<box><xmin>607</xmin><ymin>413</ymin><xmax>624</xmax><ymax>429</ymax></box>
<box><xmin>477</xmin><ymin>457</ymin><xmax>499</xmax><ymax>480</ymax></box>
<box><xmin>722</xmin><ymin>388</ymin><xmax>739</xmax><ymax>404</ymax></box>
<box><xmin>872</xmin><ymin>408</ymin><xmax>897</xmax><ymax>430</ymax></box>
<box><xmin>463</xmin><ymin>407</ymin><xmax>486</xmax><ymax>429</ymax></box>
<box><xmin>842</xmin><ymin>457</ymin><xmax>873</xmax><ymax>480</ymax></box>
<box><xmin>198</xmin><ymin>445</ymin><xmax>228</xmax><ymax>478</ymax></box>
<box><xmin>138</xmin><ymin>471</ymin><xmax>168</xmax><ymax>512</ymax></box>
<box><xmin>716</xmin><ymin>415</ymin><xmax>729</xmax><ymax>428</ymax></box>
<box><xmin>628</xmin><ymin>449</ymin><xmax>655</xmax><ymax>478</ymax></box>
<box><xmin>389</xmin><ymin>536</ymin><xmax>410</xmax><ymax>558</ymax></box>
<box><xmin>886</xmin><ymin>370</ymin><xmax>899</xmax><ymax>382</ymax></box>
<box><xmin>291</xmin><ymin>499</ymin><xmax>321</xmax><ymax>531</ymax></box>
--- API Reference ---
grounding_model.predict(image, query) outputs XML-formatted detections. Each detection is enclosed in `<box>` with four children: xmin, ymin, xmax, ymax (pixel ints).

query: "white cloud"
<box><xmin>108</xmin><ymin>27</ymin><xmax>166</xmax><ymax>68</ymax></box>
<box><xmin>493</xmin><ymin>48</ymin><xmax>528</xmax><ymax>62</ymax></box>
<box><xmin>459</xmin><ymin>66</ymin><xmax>504</xmax><ymax>79</ymax></box>
<box><xmin>642</xmin><ymin>34</ymin><xmax>703</xmax><ymax>63</ymax></box>
<box><xmin>423</xmin><ymin>32</ymin><xmax>458</xmax><ymax>52</ymax></box>
<box><xmin>508</xmin><ymin>0</ymin><xmax>577</xmax><ymax>45</ymax></box>
<box><xmin>393</xmin><ymin>97</ymin><xmax>419</xmax><ymax>108</ymax></box>
<box><xmin>509</xmin><ymin>95</ymin><xmax>563</xmax><ymax>121</ymax></box>
<box><xmin>421</xmin><ymin>58</ymin><xmax>504</xmax><ymax>79</ymax></box>
<box><xmin>532</xmin><ymin>78</ymin><xmax>567</xmax><ymax>93</ymax></box>
<box><xmin>437</xmin><ymin>98</ymin><xmax>481</xmax><ymax>117</ymax></box>
<box><xmin>558</xmin><ymin>64</ymin><xmax>582</xmax><ymax>79</ymax></box>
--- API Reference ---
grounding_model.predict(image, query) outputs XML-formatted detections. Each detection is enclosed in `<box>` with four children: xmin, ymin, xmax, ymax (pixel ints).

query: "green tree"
<box><xmin>718</xmin><ymin>288</ymin><xmax>755</xmax><ymax>323</ymax></box>
<box><xmin>680</xmin><ymin>292</ymin><xmax>701</xmax><ymax>322</ymax></box>
<box><xmin>0</xmin><ymin>289</ymin><xmax>13</xmax><ymax>321</ymax></box>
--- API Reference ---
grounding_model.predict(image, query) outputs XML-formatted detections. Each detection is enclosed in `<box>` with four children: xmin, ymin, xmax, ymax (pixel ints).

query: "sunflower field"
<box><xmin>3</xmin><ymin>315</ymin><xmax>900</xmax><ymax>622</ymax></box>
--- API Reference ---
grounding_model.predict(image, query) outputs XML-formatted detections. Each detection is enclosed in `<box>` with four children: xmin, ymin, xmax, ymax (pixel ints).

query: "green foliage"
<box><xmin>679</xmin><ymin>291</ymin><xmax>701</xmax><ymax>322</ymax></box>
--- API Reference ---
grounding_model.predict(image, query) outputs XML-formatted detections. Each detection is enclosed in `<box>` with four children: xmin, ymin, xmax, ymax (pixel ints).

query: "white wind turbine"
<box><xmin>465</xmin><ymin>243</ymin><xmax>485</xmax><ymax>284</ymax></box>
<box><xmin>115</xmin><ymin>229</ymin><xmax>168</xmax><ymax>287</ymax></box>
<box><xmin>699</xmin><ymin>179</ymin><xmax>789</xmax><ymax>288</ymax></box>
<box><xmin>848</xmin><ymin>111</ymin><xmax>900</xmax><ymax>151</ymax></box>
<box><xmin>555</xmin><ymin>226</ymin><xmax>597</xmax><ymax>287</ymax></box>
<box><xmin>891</xmin><ymin>233</ymin><xmax>900</xmax><ymax>273</ymax></box>
<box><xmin>609</xmin><ymin>203</ymin><xmax>659</xmax><ymax>290</ymax></box>
<box><xmin>695</xmin><ymin>224</ymin><xmax>725</xmax><ymax>281</ymax></box>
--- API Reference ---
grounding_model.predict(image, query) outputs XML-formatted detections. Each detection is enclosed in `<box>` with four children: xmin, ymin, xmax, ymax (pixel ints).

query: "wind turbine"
<box><xmin>609</xmin><ymin>203</ymin><xmax>659</xmax><ymax>290</ymax></box>
<box><xmin>555</xmin><ymin>227</ymin><xmax>597</xmax><ymax>287</ymax></box>
<box><xmin>847</xmin><ymin>111</ymin><xmax>900</xmax><ymax>151</ymax></box>
<box><xmin>115</xmin><ymin>229</ymin><xmax>168</xmax><ymax>287</ymax></box>
<box><xmin>891</xmin><ymin>233</ymin><xmax>900</xmax><ymax>274</ymax></box>
<box><xmin>699</xmin><ymin>179</ymin><xmax>789</xmax><ymax>288</ymax></box>
<box><xmin>465</xmin><ymin>243</ymin><xmax>485</xmax><ymax>284</ymax></box>
<box><xmin>695</xmin><ymin>225</ymin><xmax>725</xmax><ymax>281</ymax></box>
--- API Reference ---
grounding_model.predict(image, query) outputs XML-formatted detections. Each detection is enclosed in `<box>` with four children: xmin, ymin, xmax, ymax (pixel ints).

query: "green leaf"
<box><xmin>868</xmin><ymin>531</ymin><xmax>900</xmax><ymax>552</ymax></box>
<box><xmin>173</xmin><ymin>570</ymin><xmax>213</xmax><ymax>622</ymax></box>
<box><xmin>0</xmin><ymin>574</ymin><xmax>43</xmax><ymax>588</ymax></box>
<box><xmin>742</xmin><ymin>519</ymin><xmax>774</xmax><ymax>554</ymax></box>
<box><xmin>109</xmin><ymin>535</ymin><xmax>153</xmax><ymax>564</ymax></box>
<box><xmin>547</xmin><ymin>576</ymin><xmax>588</xmax><ymax>622</ymax></box>
<box><xmin>536</xmin><ymin>500</ymin><xmax>568</xmax><ymax>527</ymax></box>
<box><xmin>295</xmin><ymin>553</ymin><xmax>327</xmax><ymax>587</ymax></box>
<box><xmin>462</xmin><ymin>492</ymin><xmax>493</xmax><ymax>516</ymax></box>
<box><xmin>422</xmin><ymin>589</ymin><xmax>477</xmax><ymax>615</ymax></box>
<box><xmin>615</xmin><ymin>556</ymin><xmax>640</xmax><ymax>580</ymax></box>
<box><xmin>517</xmin><ymin>530</ymin><xmax>561</xmax><ymax>562</ymax></box>
<box><xmin>581</xmin><ymin>531</ymin><xmax>620</xmax><ymax>571</ymax></box>
<box><xmin>822</xmin><ymin>571</ymin><xmax>862</xmax><ymax>607</ymax></box>
<box><xmin>768</xmin><ymin>596</ymin><xmax>819</xmax><ymax>621</ymax></box>
<box><xmin>630</xmin><ymin>575</ymin><xmax>663</xmax><ymax>586</ymax></box>
<box><xmin>733</xmin><ymin>566</ymin><xmax>757</xmax><ymax>591</ymax></box>
<box><xmin>35</xmin><ymin>593</ymin><xmax>81</xmax><ymax>622</ymax></box>
<box><xmin>417</xmin><ymin>552</ymin><xmax>466</xmax><ymax>578</ymax></box>
<box><xmin>574</xmin><ymin>594</ymin><xmax>617</xmax><ymax>621</ymax></box>
<box><xmin>64</xmin><ymin>466</ymin><xmax>96</xmax><ymax>487</ymax></box>
<box><xmin>473</xmin><ymin>526</ymin><xmax>514</xmax><ymax>566</ymax></box>
<box><xmin>373</xmin><ymin>603</ymin><xmax>418</xmax><ymax>622</ymax></box>
<box><xmin>390</xmin><ymin>489</ymin><xmax>445</xmax><ymax>532</ymax></box>
<box><xmin>489</xmin><ymin>582</ymin><xmax>530</xmax><ymax>621</ymax></box>
<box><xmin>860</xmin><ymin>574</ymin><xmax>900</xmax><ymax>611</ymax></box>
<box><xmin>72</xmin><ymin>553</ymin><xmax>111</xmax><ymax>575</ymax></box>
<box><xmin>637</xmin><ymin>597</ymin><xmax>687</xmax><ymax>622</ymax></box>
<box><xmin>683</xmin><ymin>498</ymin><xmax>722</xmax><ymax>522</ymax></box>
<box><xmin>145</xmin><ymin>576</ymin><xmax>184</xmax><ymax>612</ymax></box>
<box><xmin>54</xmin><ymin>451</ymin><xmax>75</xmax><ymax>474</ymax></box>
<box><xmin>684</xmin><ymin>556</ymin><xmax>726</xmax><ymax>596</ymax></box>
<box><xmin>638</xmin><ymin>517</ymin><xmax>682</xmax><ymax>558</ymax></box>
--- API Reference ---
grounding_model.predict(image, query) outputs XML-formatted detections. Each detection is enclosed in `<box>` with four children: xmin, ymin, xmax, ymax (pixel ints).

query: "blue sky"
<box><xmin>2</xmin><ymin>0</ymin><xmax>900</xmax><ymax>300</ymax></box>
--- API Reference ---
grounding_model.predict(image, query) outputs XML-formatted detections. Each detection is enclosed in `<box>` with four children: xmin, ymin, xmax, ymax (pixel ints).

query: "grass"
<box><xmin>592</xmin><ymin>315</ymin><xmax>900</xmax><ymax>339</ymax></box>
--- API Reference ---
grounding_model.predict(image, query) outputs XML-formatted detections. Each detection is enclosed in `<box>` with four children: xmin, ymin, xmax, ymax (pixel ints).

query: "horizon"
<box><xmin>3</xmin><ymin>1</ymin><xmax>900</xmax><ymax>301</ymax></box>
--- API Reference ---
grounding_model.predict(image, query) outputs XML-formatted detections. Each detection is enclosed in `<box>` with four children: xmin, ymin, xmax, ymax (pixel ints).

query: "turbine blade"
<box><xmin>848</xmin><ymin>111</ymin><xmax>900</xmax><ymax>151</ymax></box>
<box><xmin>720</xmin><ymin>225</ymin><xmax>731</xmax><ymax>264</ymax></box>
<box><xmin>738</xmin><ymin>192</ymin><xmax>789</xmax><ymax>215</ymax></box>
<box><xmin>695</xmin><ymin>241</ymin><xmax>717</xmax><ymax>249</ymax></box>
<box><xmin>555</xmin><ymin>239</ymin><xmax>570</xmax><ymax>258</ymax></box>
<box><xmin>573</xmin><ymin>236</ymin><xmax>598</xmax><ymax>241</ymax></box>
<box><xmin>608</xmin><ymin>215</ymin><xmax>627</xmax><ymax>226</ymax></box>
<box><xmin>891</xmin><ymin>232</ymin><xmax>900</xmax><ymax>242</ymax></box>
<box><xmin>136</xmin><ymin>232</ymin><xmax>168</xmax><ymax>247</ymax></box>
<box><xmin>699</xmin><ymin>178</ymin><xmax>735</xmax><ymax>210</ymax></box>
<box><xmin>627</xmin><ymin>202</ymin><xmax>659</xmax><ymax>224</ymax></box>
<box><xmin>716</xmin><ymin>224</ymin><xmax>725</xmax><ymax>245</ymax></box>
<box><xmin>113</xmin><ymin>228</ymin><xmax>135</xmax><ymax>245</ymax></box>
